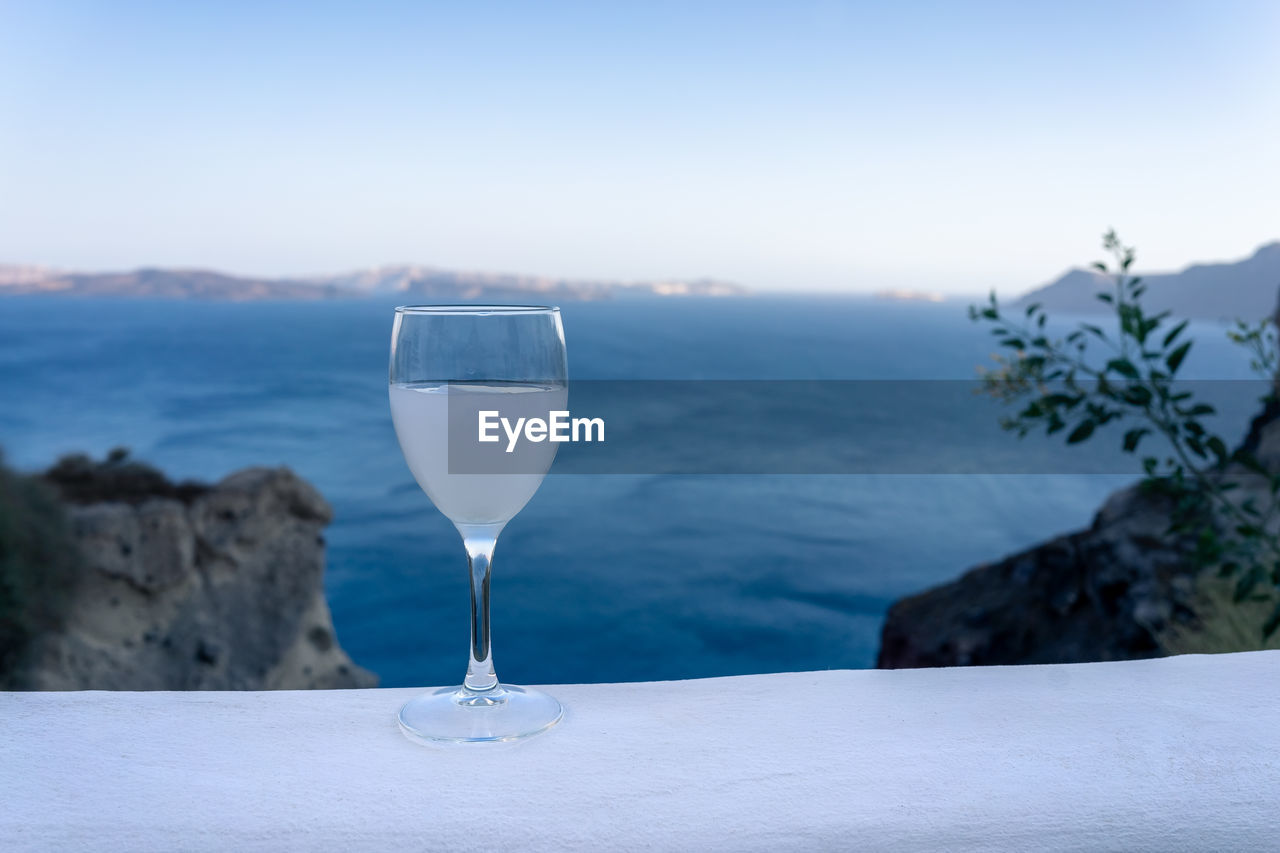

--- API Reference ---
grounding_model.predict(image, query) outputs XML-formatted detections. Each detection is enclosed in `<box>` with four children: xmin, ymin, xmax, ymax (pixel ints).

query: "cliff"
<box><xmin>878</xmin><ymin>406</ymin><xmax>1280</xmax><ymax>669</ymax></box>
<box><xmin>2</xmin><ymin>453</ymin><xmax>375</xmax><ymax>690</ymax></box>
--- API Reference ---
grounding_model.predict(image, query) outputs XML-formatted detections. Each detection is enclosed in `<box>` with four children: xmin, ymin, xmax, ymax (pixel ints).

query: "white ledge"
<box><xmin>3</xmin><ymin>651</ymin><xmax>1278</xmax><ymax>852</ymax></box>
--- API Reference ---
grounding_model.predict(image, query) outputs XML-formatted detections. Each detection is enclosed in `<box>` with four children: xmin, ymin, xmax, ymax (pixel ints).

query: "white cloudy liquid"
<box><xmin>389</xmin><ymin>382</ymin><xmax>566</xmax><ymax>526</ymax></box>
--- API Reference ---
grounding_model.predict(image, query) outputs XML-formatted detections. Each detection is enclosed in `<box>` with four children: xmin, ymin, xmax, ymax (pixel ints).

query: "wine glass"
<box><xmin>388</xmin><ymin>305</ymin><xmax>567</xmax><ymax>744</ymax></box>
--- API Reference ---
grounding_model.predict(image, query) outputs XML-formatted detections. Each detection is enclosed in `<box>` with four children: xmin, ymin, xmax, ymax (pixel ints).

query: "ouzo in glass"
<box><xmin>388</xmin><ymin>305</ymin><xmax>567</xmax><ymax>744</ymax></box>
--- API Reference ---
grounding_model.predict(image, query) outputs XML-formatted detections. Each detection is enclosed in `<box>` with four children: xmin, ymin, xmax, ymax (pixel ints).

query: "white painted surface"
<box><xmin>3</xmin><ymin>652</ymin><xmax>1278</xmax><ymax>852</ymax></box>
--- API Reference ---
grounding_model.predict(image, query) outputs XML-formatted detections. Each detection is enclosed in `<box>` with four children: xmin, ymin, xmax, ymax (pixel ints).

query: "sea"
<box><xmin>0</xmin><ymin>295</ymin><xmax>1264</xmax><ymax>686</ymax></box>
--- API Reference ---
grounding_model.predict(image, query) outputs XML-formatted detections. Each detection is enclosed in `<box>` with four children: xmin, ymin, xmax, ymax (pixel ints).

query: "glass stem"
<box><xmin>460</xmin><ymin>528</ymin><xmax>501</xmax><ymax>692</ymax></box>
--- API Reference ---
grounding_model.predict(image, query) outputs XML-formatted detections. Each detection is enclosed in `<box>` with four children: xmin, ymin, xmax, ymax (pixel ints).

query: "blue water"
<box><xmin>0</xmin><ymin>296</ymin><xmax>1261</xmax><ymax>685</ymax></box>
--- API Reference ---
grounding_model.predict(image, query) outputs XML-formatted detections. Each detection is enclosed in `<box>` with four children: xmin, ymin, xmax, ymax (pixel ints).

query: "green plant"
<box><xmin>971</xmin><ymin>231</ymin><xmax>1280</xmax><ymax>636</ymax></box>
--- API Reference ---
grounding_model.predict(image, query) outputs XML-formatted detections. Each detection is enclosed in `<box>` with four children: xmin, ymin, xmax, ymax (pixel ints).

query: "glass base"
<box><xmin>397</xmin><ymin>684</ymin><xmax>563</xmax><ymax>745</ymax></box>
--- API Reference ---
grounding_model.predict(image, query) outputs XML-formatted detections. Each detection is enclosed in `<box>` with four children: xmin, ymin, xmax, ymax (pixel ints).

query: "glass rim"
<box><xmin>394</xmin><ymin>304</ymin><xmax>559</xmax><ymax>315</ymax></box>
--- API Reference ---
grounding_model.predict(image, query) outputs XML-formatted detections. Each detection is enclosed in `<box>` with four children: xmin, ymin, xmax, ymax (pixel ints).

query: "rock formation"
<box><xmin>7</xmin><ymin>456</ymin><xmax>375</xmax><ymax>690</ymax></box>
<box><xmin>878</xmin><ymin>398</ymin><xmax>1280</xmax><ymax>669</ymax></box>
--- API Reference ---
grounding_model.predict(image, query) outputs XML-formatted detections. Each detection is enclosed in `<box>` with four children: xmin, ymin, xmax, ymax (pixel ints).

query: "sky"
<box><xmin>1</xmin><ymin>0</ymin><xmax>1278</xmax><ymax>295</ymax></box>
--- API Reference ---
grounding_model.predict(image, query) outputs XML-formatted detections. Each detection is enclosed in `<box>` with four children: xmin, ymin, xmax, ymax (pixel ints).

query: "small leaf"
<box><xmin>1097</xmin><ymin>292</ymin><xmax>1114</xmax><ymax>304</ymax></box>
<box><xmin>1136</xmin><ymin>318</ymin><xmax>1158</xmax><ymax>344</ymax></box>
<box><xmin>1162</xmin><ymin>319</ymin><xmax>1189</xmax><ymax>348</ymax></box>
<box><xmin>1122</xmin><ymin>386</ymin><xmax>1152</xmax><ymax>406</ymax></box>
<box><xmin>1043</xmin><ymin>393</ymin><xmax>1082</xmax><ymax>408</ymax></box>
<box><xmin>1123</xmin><ymin>428</ymin><xmax>1150</xmax><ymax>452</ymax></box>
<box><xmin>1206</xmin><ymin>436</ymin><xmax>1229</xmax><ymax>465</ymax></box>
<box><xmin>1166</xmin><ymin>340</ymin><xmax>1193</xmax><ymax>373</ymax></box>
<box><xmin>1024</xmin><ymin>302</ymin><xmax>1041</xmax><ymax>317</ymax></box>
<box><xmin>1106</xmin><ymin>358</ymin><xmax>1140</xmax><ymax>379</ymax></box>
<box><xmin>1066</xmin><ymin>419</ymin><xmax>1096</xmax><ymax>444</ymax></box>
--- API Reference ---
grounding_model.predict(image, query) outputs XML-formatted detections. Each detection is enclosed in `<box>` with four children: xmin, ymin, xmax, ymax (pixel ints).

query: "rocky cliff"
<box><xmin>4</xmin><ymin>454</ymin><xmax>375</xmax><ymax>690</ymax></box>
<box><xmin>878</xmin><ymin>401</ymin><xmax>1280</xmax><ymax>669</ymax></box>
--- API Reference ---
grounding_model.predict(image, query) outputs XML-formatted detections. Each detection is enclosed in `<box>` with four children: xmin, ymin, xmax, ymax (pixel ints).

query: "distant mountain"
<box><xmin>0</xmin><ymin>262</ymin><xmax>746</xmax><ymax>302</ymax></box>
<box><xmin>0</xmin><ymin>264</ymin><xmax>58</xmax><ymax>286</ymax></box>
<box><xmin>874</xmin><ymin>289</ymin><xmax>945</xmax><ymax>303</ymax></box>
<box><xmin>301</xmin><ymin>263</ymin><xmax>744</xmax><ymax>300</ymax></box>
<box><xmin>1014</xmin><ymin>242</ymin><xmax>1280</xmax><ymax>320</ymax></box>
<box><xmin>0</xmin><ymin>267</ymin><xmax>351</xmax><ymax>301</ymax></box>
